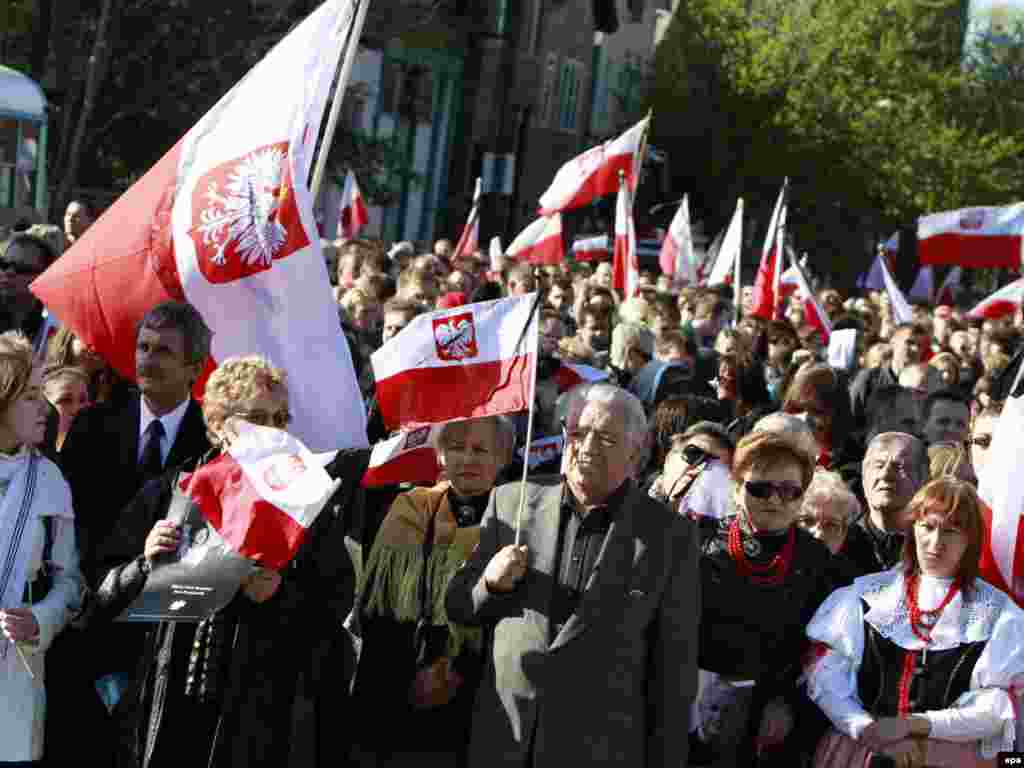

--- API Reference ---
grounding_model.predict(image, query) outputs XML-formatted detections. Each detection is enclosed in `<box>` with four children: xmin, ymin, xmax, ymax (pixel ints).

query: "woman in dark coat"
<box><xmin>91</xmin><ymin>356</ymin><xmax>364</xmax><ymax>768</ymax></box>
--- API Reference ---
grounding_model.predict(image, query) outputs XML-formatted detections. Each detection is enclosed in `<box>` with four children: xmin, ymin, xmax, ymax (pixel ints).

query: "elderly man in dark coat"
<box><xmin>446</xmin><ymin>383</ymin><xmax>700</xmax><ymax>768</ymax></box>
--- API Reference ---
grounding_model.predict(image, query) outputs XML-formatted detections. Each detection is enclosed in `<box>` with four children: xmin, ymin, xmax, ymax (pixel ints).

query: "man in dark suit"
<box><xmin>50</xmin><ymin>300</ymin><xmax>212</xmax><ymax>768</ymax></box>
<box><xmin>60</xmin><ymin>300</ymin><xmax>212</xmax><ymax>580</ymax></box>
<box><xmin>446</xmin><ymin>383</ymin><xmax>699</xmax><ymax>768</ymax></box>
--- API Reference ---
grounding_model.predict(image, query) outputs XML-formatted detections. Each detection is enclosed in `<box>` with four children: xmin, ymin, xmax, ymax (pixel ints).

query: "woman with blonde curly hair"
<box><xmin>91</xmin><ymin>355</ymin><xmax>363</xmax><ymax>768</ymax></box>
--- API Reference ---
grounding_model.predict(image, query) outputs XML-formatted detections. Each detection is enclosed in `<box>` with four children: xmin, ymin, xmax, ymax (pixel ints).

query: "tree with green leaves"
<box><xmin>650</xmin><ymin>0</ymin><xmax>1024</xmax><ymax>286</ymax></box>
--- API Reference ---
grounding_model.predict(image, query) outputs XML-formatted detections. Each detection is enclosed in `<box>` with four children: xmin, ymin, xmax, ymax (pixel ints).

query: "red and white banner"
<box><xmin>750</xmin><ymin>184</ymin><xmax>787</xmax><ymax>320</ymax></box>
<box><xmin>779</xmin><ymin>264</ymin><xmax>799</xmax><ymax>297</ymax></box>
<box><xmin>554</xmin><ymin>361</ymin><xmax>609</xmax><ymax>394</ymax></box>
<box><xmin>339</xmin><ymin>169</ymin><xmax>369</xmax><ymax>239</ymax></box>
<box><xmin>967</xmin><ymin>278</ymin><xmax>1024</xmax><ymax>320</ymax></box>
<box><xmin>538</xmin><ymin>116</ymin><xmax>649</xmax><ymax>215</ymax></box>
<box><xmin>31</xmin><ymin>0</ymin><xmax>368</xmax><ymax>452</ymax></box>
<box><xmin>935</xmin><ymin>266</ymin><xmax>962</xmax><ymax>306</ymax></box>
<box><xmin>488</xmin><ymin>236</ymin><xmax>504</xmax><ymax>274</ymax></box>
<box><xmin>506</xmin><ymin>214</ymin><xmax>564</xmax><ymax>265</ymax></box>
<box><xmin>612</xmin><ymin>176</ymin><xmax>638</xmax><ymax>298</ymax></box>
<box><xmin>878</xmin><ymin>249</ymin><xmax>914</xmax><ymax>324</ymax></box>
<box><xmin>918</xmin><ymin>204</ymin><xmax>1024</xmax><ymax>268</ymax></box>
<box><xmin>371</xmin><ymin>294</ymin><xmax>539</xmax><ymax>431</ymax></box>
<box><xmin>183</xmin><ymin>422</ymin><xmax>338</xmax><ymax>570</ymax></box>
<box><xmin>707</xmin><ymin>198</ymin><xmax>744</xmax><ymax>288</ymax></box>
<box><xmin>979</xmin><ymin>361</ymin><xmax>1024</xmax><ymax>606</ymax></box>
<box><xmin>789</xmin><ymin>255</ymin><xmax>832</xmax><ymax>344</ymax></box>
<box><xmin>452</xmin><ymin>177</ymin><xmax>482</xmax><ymax>262</ymax></box>
<box><xmin>659</xmin><ymin>195</ymin><xmax>697</xmax><ymax>287</ymax></box>
<box><xmin>908</xmin><ymin>266</ymin><xmax>934</xmax><ymax>302</ymax></box>
<box><xmin>361</xmin><ymin>425</ymin><xmax>441</xmax><ymax>488</ymax></box>
<box><xmin>571</xmin><ymin>235</ymin><xmax>611</xmax><ymax>262</ymax></box>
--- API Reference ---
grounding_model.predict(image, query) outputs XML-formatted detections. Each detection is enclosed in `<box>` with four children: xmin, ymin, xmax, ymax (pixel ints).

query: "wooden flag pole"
<box><xmin>310</xmin><ymin>0</ymin><xmax>371</xmax><ymax>201</ymax></box>
<box><xmin>514</xmin><ymin>295</ymin><xmax>542</xmax><ymax>546</ymax></box>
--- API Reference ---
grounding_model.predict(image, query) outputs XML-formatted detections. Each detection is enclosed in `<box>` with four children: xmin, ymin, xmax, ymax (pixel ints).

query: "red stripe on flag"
<box><xmin>979</xmin><ymin>500</ymin><xmax>1024</xmax><ymax>607</ymax></box>
<box><xmin>186</xmin><ymin>452</ymin><xmax>308</xmax><ymax>570</ymax></box>
<box><xmin>361</xmin><ymin>445</ymin><xmax>439</xmax><ymax>487</ymax></box>
<box><xmin>919</xmin><ymin>233</ymin><xmax>1023</xmax><ymax>269</ymax></box>
<box><xmin>375</xmin><ymin>354</ymin><xmax>534</xmax><ymax>431</ymax></box>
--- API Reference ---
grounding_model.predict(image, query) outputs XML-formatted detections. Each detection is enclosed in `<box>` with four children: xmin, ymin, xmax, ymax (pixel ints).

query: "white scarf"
<box><xmin>0</xmin><ymin>449</ymin><xmax>39</xmax><ymax>628</ymax></box>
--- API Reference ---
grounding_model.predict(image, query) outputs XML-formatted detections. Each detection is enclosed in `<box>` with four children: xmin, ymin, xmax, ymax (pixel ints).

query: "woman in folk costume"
<box><xmin>692</xmin><ymin>429</ymin><xmax>854</xmax><ymax>767</ymax></box>
<box><xmin>351</xmin><ymin>416</ymin><xmax>515</xmax><ymax>767</ymax></box>
<box><xmin>806</xmin><ymin>478</ymin><xmax>1024</xmax><ymax>768</ymax></box>
<box><xmin>0</xmin><ymin>332</ymin><xmax>81</xmax><ymax>765</ymax></box>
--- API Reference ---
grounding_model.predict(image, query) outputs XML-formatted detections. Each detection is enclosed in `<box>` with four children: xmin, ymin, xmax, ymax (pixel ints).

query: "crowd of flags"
<box><xmin>22</xmin><ymin>0</ymin><xmax>1024</xmax><ymax>596</ymax></box>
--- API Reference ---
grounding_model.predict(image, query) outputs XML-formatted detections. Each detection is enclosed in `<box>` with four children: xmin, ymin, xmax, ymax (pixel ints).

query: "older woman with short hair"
<box><xmin>92</xmin><ymin>355</ymin><xmax>362</xmax><ymax>768</ymax></box>
<box><xmin>796</xmin><ymin>469</ymin><xmax>861</xmax><ymax>555</ymax></box>
<box><xmin>0</xmin><ymin>332</ymin><xmax>81</xmax><ymax>765</ymax></box>
<box><xmin>352</xmin><ymin>416</ymin><xmax>515</xmax><ymax>766</ymax></box>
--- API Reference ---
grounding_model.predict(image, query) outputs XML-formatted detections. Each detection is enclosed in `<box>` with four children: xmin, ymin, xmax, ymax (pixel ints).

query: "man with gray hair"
<box><xmin>447</xmin><ymin>382</ymin><xmax>699</xmax><ymax>767</ymax></box>
<box><xmin>842</xmin><ymin>431</ymin><xmax>928</xmax><ymax>575</ymax></box>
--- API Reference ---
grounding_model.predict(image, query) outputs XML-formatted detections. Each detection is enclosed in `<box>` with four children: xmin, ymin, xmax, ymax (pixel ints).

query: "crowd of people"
<box><xmin>0</xmin><ymin>200</ymin><xmax>1022</xmax><ymax>768</ymax></box>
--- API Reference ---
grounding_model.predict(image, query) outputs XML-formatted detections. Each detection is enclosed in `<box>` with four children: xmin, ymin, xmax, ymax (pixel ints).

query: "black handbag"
<box><xmin>408</xmin><ymin>508</ymin><xmax>456</xmax><ymax>709</ymax></box>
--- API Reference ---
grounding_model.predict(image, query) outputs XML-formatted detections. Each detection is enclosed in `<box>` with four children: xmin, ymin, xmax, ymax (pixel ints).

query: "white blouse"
<box><xmin>805</xmin><ymin>567</ymin><xmax>1024</xmax><ymax>759</ymax></box>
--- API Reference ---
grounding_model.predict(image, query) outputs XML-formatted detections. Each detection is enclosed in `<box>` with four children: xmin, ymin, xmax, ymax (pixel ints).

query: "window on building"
<box><xmin>612</xmin><ymin>52</ymin><xmax>644</xmax><ymax>120</ymax></box>
<box><xmin>537</xmin><ymin>52</ymin><xmax>559</xmax><ymax>127</ymax></box>
<box><xmin>557</xmin><ymin>58</ymin><xmax>584</xmax><ymax>133</ymax></box>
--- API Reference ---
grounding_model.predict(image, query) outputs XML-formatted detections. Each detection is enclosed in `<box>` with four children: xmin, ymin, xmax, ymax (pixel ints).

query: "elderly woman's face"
<box><xmin>219</xmin><ymin>386</ymin><xmax>290</xmax><ymax>446</ymax></box>
<box><xmin>796</xmin><ymin>499</ymin><xmax>848</xmax><ymax>554</ymax></box>
<box><xmin>733</xmin><ymin>459</ymin><xmax>804</xmax><ymax>532</ymax></box>
<box><xmin>564</xmin><ymin>399</ymin><xmax>637</xmax><ymax>506</ymax></box>
<box><xmin>439</xmin><ymin>420</ymin><xmax>504</xmax><ymax>498</ymax></box>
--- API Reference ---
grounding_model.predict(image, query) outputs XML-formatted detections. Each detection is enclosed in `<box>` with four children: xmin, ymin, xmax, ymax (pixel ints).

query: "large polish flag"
<box><xmin>706</xmin><ymin>198</ymin><xmax>744</xmax><ymax>287</ymax></box>
<box><xmin>750</xmin><ymin>184</ymin><xmax>787</xmax><ymax>320</ymax></box>
<box><xmin>361</xmin><ymin>424</ymin><xmax>441</xmax><ymax>488</ymax></box>
<box><xmin>612</xmin><ymin>176</ymin><xmax>639</xmax><ymax>299</ymax></box>
<box><xmin>506</xmin><ymin>214</ymin><xmax>564</xmax><ymax>265</ymax></box>
<box><xmin>979</xmin><ymin>359</ymin><xmax>1024</xmax><ymax>606</ymax></box>
<box><xmin>967</xmin><ymin>278</ymin><xmax>1024</xmax><ymax>320</ymax></box>
<box><xmin>371</xmin><ymin>294</ymin><xmax>539</xmax><ymax>431</ymax></box>
<box><xmin>339</xmin><ymin>169</ymin><xmax>369</xmax><ymax>239</ymax></box>
<box><xmin>918</xmin><ymin>204</ymin><xmax>1024</xmax><ymax>268</ymax></box>
<box><xmin>183</xmin><ymin>421</ymin><xmax>339</xmax><ymax>570</ymax></box>
<box><xmin>538</xmin><ymin>116</ymin><xmax>649</xmax><ymax>215</ymax></box>
<box><xmin>30</xmin><ymin>0</ymin><xmax>369</xmax><ymax>452</ymax></box>
<box><xmin>452</xmin><ymin>177</ymin><xmax>482</xmax><ymax>261</ymax></box>
<box><xmin>659</xmin><ymin>195</ymin><xmax>697</xmax><ymax>286</ymax></box>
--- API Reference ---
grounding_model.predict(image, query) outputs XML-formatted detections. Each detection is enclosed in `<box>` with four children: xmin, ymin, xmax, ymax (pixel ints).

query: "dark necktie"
<box><xmin>139</xmin><ymin>419</ymin><xmax>166</xmax><ymax>480</ymax></box>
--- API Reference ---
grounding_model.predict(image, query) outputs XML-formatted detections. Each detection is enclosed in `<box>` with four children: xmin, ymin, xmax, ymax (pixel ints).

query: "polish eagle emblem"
<box><xmin>189</xmin><ymin>141</ymin><xmax>310</xmax><ymax>283</ymax></box>
<box><xmin>958</xmin><ymin>209</ymin><xmax>986</xmax><ymax>231</ymax></box>
<box><xmin>433</xmin><ymin>312</ymin><xmax>478</xmax><ymax>361</ymax></box>
<box><xmin>262</xmin><ymin>454</ymin><xmax>308</xmax><ymax>492</ymax></box>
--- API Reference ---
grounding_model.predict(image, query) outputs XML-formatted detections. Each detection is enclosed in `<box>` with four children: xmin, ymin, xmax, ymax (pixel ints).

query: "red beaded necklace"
<box><xmin>896</xmin><ymin>572</ymin><xmax>961</xmax><ymax>716</ymax></box>
<box><xmin>727</xmin><ymin>517</ymin><xmax>796</xmax><ymax>585</ymax></box>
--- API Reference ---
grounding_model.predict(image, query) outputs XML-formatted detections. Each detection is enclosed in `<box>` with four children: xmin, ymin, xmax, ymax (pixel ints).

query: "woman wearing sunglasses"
<box><xmin>693</xmin><ymin>430</ymin><xmax>853</xmax><ymax>767</ymax></box>
<box><xmin>805</xmin><ymin>478</ymin><xmax>1024</xmax><ymax>768</ymax></box>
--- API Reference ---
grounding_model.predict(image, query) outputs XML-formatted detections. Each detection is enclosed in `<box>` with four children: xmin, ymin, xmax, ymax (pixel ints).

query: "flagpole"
<box><xmin>771</xmin><ymin>180</ymin><xmax>789</xmax><ymax>320</ymax></box>
<box><xmin>515</xmin><ymin>295</ymin><xmax>541</xmax><ymax>547</ymax></box>
<box><xmin>733</xmin><ymin>197</ymin><xmax>744</xmax><ymax>326</ymax></box>
<box><xmin>310</xmin><ymin>0</ymin><xmax>370</xmax><ymax>200</ymax></box>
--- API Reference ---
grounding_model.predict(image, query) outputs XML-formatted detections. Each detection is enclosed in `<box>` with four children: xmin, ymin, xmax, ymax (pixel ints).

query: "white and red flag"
<box><xmin>878</xmin><ymin>248</ymin><xmax>914</xmax><ymax>324</ymax></box>
<box><xmin>571</xmin><ymin>235</ymin><xmax>611</xmax><ymax>262</ymax></box>
<box><xmin>371</xmin><ymin>294</ymin><xmax>539</xmax><ymax>431</ymax></box>
<box><xmin>452</xmin><ymin>177</ymin><xmax>482</xmax><ymax>262</ymax></box>
<box><xmin>183</xmin><ymin>421</ymin><xmax>339</xmax><ymax>570</ymax></box>
<box><xmin>612</xmin><ymin>175</ymin><xmax>639</xmax><ymax>299</ymax></box>
<box><xmin>488</xmin><ymin>236</ymin><xmax>504</xmax><ymax>274</ymax></box>
<box><xmin>30</xmin><ymin>0</ymin><xmax>369</xmax><ymax>452</ymax></box>
<box><xmin>935</xmin><ymin>266</ymin><xmax>962</xmax><ymax>306</ymax></box>
<box><xmin>779</xmin><ymin>264</ymin><xmax>799</xmax><ymax>297</ymax></box>
<box><xmin>978</xmin><ymin>360</ymin><xmax>1024</xmax><ymax>606</ymax></box>
<box><xmin>789</xmin><ymin>254</ymin><xmax>832</xmax><ymax>344</ymax></box>
<box><xmin>706</xmin><ymin>198</ymin><xmax>744</xmax><ymax>288</ymax></box>
<box><xmin>967</xmin><ymin>278</ymin><xmax>1024</xmax><ymax>320</ymax></box>
<box><xmin>339</xmin><ymin>169</ymin><xmax>369</xmax><ymax>239</ymax></box>
<box><xmin>658</xmin><ymin>195</ymin><xmax>697</xmax><ymax>287</ymax></box>
<box><xmin>538</xmin><ymin>116</ymin><xmax>649</xmax><ymax>215</ymax></box>
<box><xmin>918</xmin><ymin>204</ymin><xmax>1024</xmax><ymax>269</ymax></box>
<box><xmin>750</xmin><ymin>183</ymin><xmax>787</xmax><ymax>320</ymax></box>
<box><xmin>506</xmin><ymin>214</ymin><xmax>564</xmax><ymax>265</ymax></box>
<box><xmin>361</xmin><ymin>425</ymin><xmax>441</xmax><ymax>488</ymax></box>
<box><xmin>908</xmin><ymin>266</ymin><xmax>935</xmax><ymax>302</ymax></box>
<box><xmin>553</xmin><ymin>361</ymin><xmax>609</xmax><ymax>394</ymax></box>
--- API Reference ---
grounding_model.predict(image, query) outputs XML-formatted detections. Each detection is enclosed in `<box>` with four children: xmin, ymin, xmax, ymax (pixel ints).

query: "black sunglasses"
<box><xmin>680</xmin><ymin>444</ymin><xmax>710</xmax><ymax>466</ymax></box>
<box><xmin>235</xmin><ymin>409</ymin><xmax>291</xmax><ymax>428</ymax></box>
<box><xmin>744</xmin><ymin>479</ymin><xmax>804</xmax><ymax>503</ymax></box>
<box><xmin>970</xmin><ymin>435</ymin><xmax>991</xmax><ymax>449</ymax></box>
<box><xmin>0</xmin><ymin>259</ymin><xmax>41</xmax><ymax>276</ymax></box>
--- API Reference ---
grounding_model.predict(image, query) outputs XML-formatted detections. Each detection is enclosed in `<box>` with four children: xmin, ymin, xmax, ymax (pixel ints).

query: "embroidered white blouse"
<box><xmin>805</xmin><ymin>567</ymin><xmax>1024</xmax><ymax>759</ymax></box>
